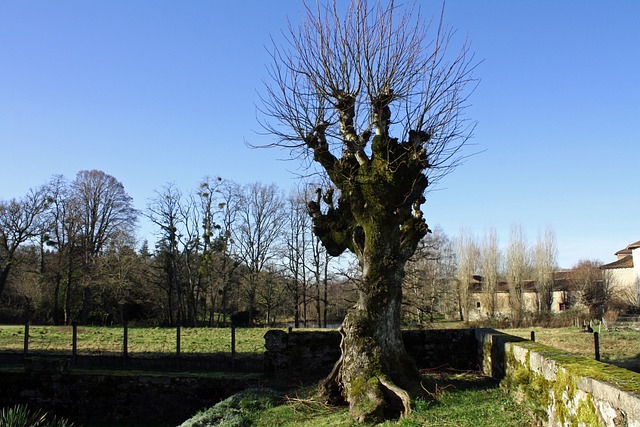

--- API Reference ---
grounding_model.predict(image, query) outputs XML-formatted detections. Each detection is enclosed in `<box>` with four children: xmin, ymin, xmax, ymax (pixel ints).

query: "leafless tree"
<box><xmin>44</xmin><ymin>175</ymin><xmax>82</xmax><ymax>324</ymax></box>
<box><xmin>506</xmin><ymin>224</ymin><xmax>530</xmax><ymax>323</ymax></box>
<box><xmin>212</xmin><ymin>180</ymin><xmax>241</xmax><ymax>326</ymax></box>
<box><xmin>0</xmin><ymin>186</ymin><xmax>49</xmax><ymax>298</ymax></box>
<box><xmin>456</xmin><ymin>228</ymin><xmax>479</xmax><ymax>322</ymax></box>
<box><xmin>196</xmin><ymin>177</ymin><xmax>229</xmax><ymax>326</ymax></box>
<box><xmin>282</xmin><ymin>186</ymin><xmax>311</xmax><ymax>328</ymax></box>
<box><xmin>72</xmin><ymin>170</ymin><xmax>137</xmax><ymax>260</ymax></box>
<box><xmin>146</xmin><ymin>183</ymin><xmax>183</xmax><ymax>325</ymax></box>
<box><xmin>255</xmin><ymin>265</ymin><xmax>289</xmax><ymax>326</ymax></box>
<box><xmin>71</xmin><ymin>170</ymin><xmax>137</xmax><ymax>323</ymax></box>
<box><xmin>259</xmin><ymin>0</ymin><xmax>476</xmax><ymax>419</ymax></box>
<box><xmin>234</xmin><ymin>182</ymin><xmax>286</xmax><ymax>325</ymax></box>
<box><xmin>481</xmin><ymin>227</ymin><xmax>500</xmax><ymax>319</ymax></box>
<box><xmin>571</xmin><ymin>259</ymin><xmax>610</xmax><ymax>319</ymax></box>
<box><xmin>534</xmin><ymin>226</ymin><xmax>557</xmax><ymax>314</ymax></box>
<box><xmin>310</xmin><ymin>229</ymin><xmax>332</xmax><ymax>327</ymax></box>
<box><xmin>404</xmin><ymin>226</ymin><xmax>456</xmax><ymax>324</ymax></box>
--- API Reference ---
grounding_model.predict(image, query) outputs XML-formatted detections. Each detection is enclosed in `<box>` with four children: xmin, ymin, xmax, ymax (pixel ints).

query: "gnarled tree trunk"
<box><xmin>316</xmin><ymin>196</ymin><xmax>426</xmax><ymax>422</ymax></box>
<box><xmin>322</xmin><ymin>249</ymin><xmax>419</xmax><ymax>421</ymax></box>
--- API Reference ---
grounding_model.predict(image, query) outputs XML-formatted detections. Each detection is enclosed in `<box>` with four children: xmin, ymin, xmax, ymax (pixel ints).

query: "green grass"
<box><xmin>502</xmin><ymin>327</ymin><xmax>640</xmax><ymax>371</ymax></box>
<box><xmin>0</xmin><ymin>325</ymin><xmax>277</xmax><ymax>356</ymax></box>
<box><xmin>180</xmin><ymin>372</ymin><xmax>535</xmax><ymax>427</ymax></box>
<box><xmin>4</xmin><ymin>324</ymin><xmax>637</xmax><ymax>372</ymax></box>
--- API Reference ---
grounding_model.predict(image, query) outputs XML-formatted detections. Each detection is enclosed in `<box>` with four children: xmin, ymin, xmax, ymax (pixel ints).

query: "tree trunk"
<box><xmin>0</xmin><ymin>266</ymin><xmax>10</xmax><ymax>299</ymax></box>
<box><xmin>320</xmin><ymin>225</ymin><xmax>420</xmax><ymax>422</ymax></box>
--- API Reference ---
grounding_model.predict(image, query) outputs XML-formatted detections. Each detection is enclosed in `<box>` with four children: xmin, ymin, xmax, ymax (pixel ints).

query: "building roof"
<box><xmin>615</xmin><ymin>240</ymin><xmax>640</xmax><ymax>256</ymax></box>
<box><xmin>469</xmin><ymin>274</ymin><xmax>576</xmax><ymax>293</ymax></box>
<box><xmin>628</xmin><ymin>240</ymin><xmax>640</xmax><ymax>250</ymax></box>
<box><xmin>601</xmin><ymin>255</ymin><xmax>634</xmax><ymax>270</ymax></box>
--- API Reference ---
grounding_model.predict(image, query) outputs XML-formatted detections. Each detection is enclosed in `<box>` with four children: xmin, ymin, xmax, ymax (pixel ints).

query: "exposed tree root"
<box><xmin>318</xmin><ymin>326</ymin><xmax>346</xmax><ymax>405</ymax></box>
<box><xmin>379</xmin><ymin>376</ymin><xmax>412</xmax><ymax>418</ymax></box>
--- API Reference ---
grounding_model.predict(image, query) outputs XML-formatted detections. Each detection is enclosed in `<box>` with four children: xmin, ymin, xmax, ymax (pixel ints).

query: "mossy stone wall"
<box><xmin>0</xmin><ymin>365</ymin><xmax>261</xmax><ymax>425</ymax></box>
<box><xmin>264</xmin><ymin>328</ymin><xmax>478</xmax><ymax>380</ymax></box>
<box><xmin>476</xmin><ymin>329</ymin><xmax>640</xmax><ymax>427</ymax></box>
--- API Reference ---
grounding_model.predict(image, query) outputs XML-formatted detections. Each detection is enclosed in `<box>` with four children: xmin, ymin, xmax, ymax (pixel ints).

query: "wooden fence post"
<box><xmin>231</xmin><ymin>326</ymin><xmax>236</xmax><ymax>370</ymax></box>
<box><xmin>23</xmin><ymin>321</ymin><xmax>30</xmax><ymax>360</ymax></box>
<box><xmin>176</xmin><ymin>324</ymin><xmax>181</xmax><ymax>358</ymax></box>
<box><xmin>594</xmin><ymin>332</ymin><xmax>600</xmax><ymax>361</ymax></box>
<box><xmin>123</xmin><ymin>321</ymin><xmax>129</xmax><ymax>361</ymax></box>
<box><xmin>530</xmin><ymin>331</ymin><xmax>535</xmax><ymax>342</ymax></box>
<box><xmin>72</xmin><ymin>321</ymin><xmax>78</xmax><ymax>363</ymax></box>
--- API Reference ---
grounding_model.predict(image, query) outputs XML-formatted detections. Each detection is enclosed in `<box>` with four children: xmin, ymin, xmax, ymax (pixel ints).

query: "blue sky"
<box><xmin>1</xmin><ymin>1</ymin><xmax>638</xmax><ymax>268</ymax></box>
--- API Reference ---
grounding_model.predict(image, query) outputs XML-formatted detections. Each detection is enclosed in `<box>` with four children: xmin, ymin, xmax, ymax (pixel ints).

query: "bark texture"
<box><xmin>309</xmin><ymin>132</ymin><xmax>429</xmax><ymax>421</ymax></box>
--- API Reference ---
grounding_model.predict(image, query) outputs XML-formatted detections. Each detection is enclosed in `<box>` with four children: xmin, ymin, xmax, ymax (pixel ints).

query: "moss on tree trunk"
<box><xmin>320</xmin><ymin>221</ymin><xmax>422</xmax><ymax>422</ymax></box>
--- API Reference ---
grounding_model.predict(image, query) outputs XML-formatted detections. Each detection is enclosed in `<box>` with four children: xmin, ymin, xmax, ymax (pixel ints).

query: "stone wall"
<box><xmin>0</xmin><ymin>360</ymin><xmax>263</xmax><ymax>424</ymax></box>
<box><xmin>476</xmin><ymin>329</ymin><xmax>640</xmax><ymax>427</ymax></box>
<box><xmin>4</xmin><ymin>328</ymin><xmax>639</xmax><ymax>426</ymax></box>
<box><xmin>263</xmin><ymin>328</ymin><xmax>479</xmax><ymax>379</ymax></box>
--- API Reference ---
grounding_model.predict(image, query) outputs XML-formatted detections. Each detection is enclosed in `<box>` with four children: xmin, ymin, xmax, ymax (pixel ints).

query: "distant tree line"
<box><xmin>0</xmin><ymin>170</ymin><xmax>346</xmax><ymax>327</ymax></box>
<box><xmin>0</xmin><ymin>170</ymin><xmax>620</xmax><ymax>327</ymax></box>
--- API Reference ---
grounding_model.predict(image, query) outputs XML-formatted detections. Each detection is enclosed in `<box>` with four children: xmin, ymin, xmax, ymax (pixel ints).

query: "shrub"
<box><xmin>0</xmin><ymin>405</ymin><xmax>74</xmax><ymax>427</ymax></box>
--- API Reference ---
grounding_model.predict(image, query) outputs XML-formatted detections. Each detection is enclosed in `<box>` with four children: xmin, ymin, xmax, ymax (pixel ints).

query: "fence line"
<box><xmin>18</xmin><ymin>321</ymin><xmax>240</xmax><ymax>364</ymax></box>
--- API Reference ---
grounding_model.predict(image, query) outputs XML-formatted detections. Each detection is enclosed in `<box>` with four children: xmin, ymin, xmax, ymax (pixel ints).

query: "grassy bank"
<box><xmin>503</xmin><ymin>327</ymin><xmax>640</xmax><ymax>371</ymax></box>
<box><xmin>179</xmin><ymin>371</ymin><xmax>535</xmax><ymax>427</ymax></box>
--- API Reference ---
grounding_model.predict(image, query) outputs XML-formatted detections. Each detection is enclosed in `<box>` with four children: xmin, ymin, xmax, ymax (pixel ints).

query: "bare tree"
<box><xmin>456</xmin><ymin>228</ymin><xmax>479</xmax><ymax>322</ymax></box>
<box><xmin>534</xmin><ymin>226</ymin><xmax>557</xmax><ymax>315</ymax></box>
<box><xmin>44</xmin><ymin>175</ymin><xmax>82</xmax><ymax>324</ymax></box>
<box><xmin>71</xmin><ymin>170</ymin><xmax>137</xmax><ymax>323</ymax></box>
<box><xmin>506</xmin><ymin>224</ymin><xmax>530</xmax><ymax>323</ymax></box>
<box><xmin>404</xmin><ymin>226</ymin><xmax>456</xmax><ymax>324</ymax></box>
<box><xmin>212</xmin><ymin>180</ymin><xmax>241</xmax><ymax>326</ymax></box>
<box><xmin>255</xmin><ymin>265</ymin><xmax>289</xmax><ymax>326</ymax></box>
<box><xmin>72</xmin><ymin>170</ymin><xmax>137</xmax><ymax>261</ymax></box>
<box><xmin>571</xmin><ymin>259</ymin><xmax>610</xmax><ymax>319</ymax></box>
<box><xmin>282</xmin><ymin>186</ymin><xmax>311</xmax><ymax>328</ymax></box>
<box><xmin>0</xmin><ymin>186</ymin><xmax>49</xmax><ymax>298</ymax></box>
<box><xmin>260</xmin><ymin>0</ymin><xmax>476</xmax><ymax>419</ymax></box>
<box><xmin>310</xmin><ymin>230</ymin><xmax>332</xmax><ymax>327</ymax></box>
<box><xmin>481</xmin><ymin>227</ymin><xmax>500</xmax><ymax>319</ymax></box>
<box><xmin>146</xmin><ymin>183</ymin><xmax>183</xmax><ymax>325</ymax></box>
<box><xmin>196</xmin><ymin>177</ymin><xmax>228</xmax><ymax>326</ymax></box>
<box><xmin>234</xmin><ymin>182</ymin><xmax>286</xmax><ymax>325</ymax></box>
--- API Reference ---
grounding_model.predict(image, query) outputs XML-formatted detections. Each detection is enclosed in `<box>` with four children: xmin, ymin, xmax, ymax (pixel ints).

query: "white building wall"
<box><xmin>632</xmin><ymin>248</ymin><xmax>640</xmax><ymax>307</ymax></box>
<box><xmin>607</xmin><ymin>267</ymin><xmax>638</xmax><ymax>307</ymax></box>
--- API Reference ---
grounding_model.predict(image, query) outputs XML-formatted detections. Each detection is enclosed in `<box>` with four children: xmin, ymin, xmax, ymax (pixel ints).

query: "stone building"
<box><xmin>600</xmin><ymin>240</ymin><xmax>640</xmax><ymax>308</ymax></box>
<box><xmin>468</xmin><ymin>271</ymin><xmax>581</xmax><ymax>321</ymax></box>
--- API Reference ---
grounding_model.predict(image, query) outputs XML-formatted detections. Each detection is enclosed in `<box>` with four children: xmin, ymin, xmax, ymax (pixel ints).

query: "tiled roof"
<box><xmin>615</xmin><ymin>240</ymin><xmax>640</xmax><ymax>256</ymax></box>
<box><xmin>628</xmin><ymin>240</ymin><xmax>640</xmax><ymax>249</ymax></box>
<box><xmin>601</xmin><ymin>255</ymin><xmax>634</xmax><ymax>270</ymax></box>
<box><xmin>469</xmin><ymin>276</ymin><xmax>577</xmax><ymax>293</ymax></box>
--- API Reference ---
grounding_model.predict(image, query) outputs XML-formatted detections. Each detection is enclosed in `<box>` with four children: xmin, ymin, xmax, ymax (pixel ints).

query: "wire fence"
<box><xmin>0</xmin><ymin>323</ymin><xmax>274</xmax><ymax>372</ymax></box>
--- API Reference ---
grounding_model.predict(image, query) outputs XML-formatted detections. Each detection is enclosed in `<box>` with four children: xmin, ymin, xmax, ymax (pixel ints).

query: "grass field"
<box><xmin>1</xmin><ymin>324</ymin><xmax>638</xmax><ymax>372</ymax></box>
<box><xmin>502</xmin><ymin>326</ymin><xmax>640</xmax><ymax>371</ymax></box>
<box><xmin>0</xmin><ymin>325</ymin><xmax>276</xmax><ymax>356</ymax></box>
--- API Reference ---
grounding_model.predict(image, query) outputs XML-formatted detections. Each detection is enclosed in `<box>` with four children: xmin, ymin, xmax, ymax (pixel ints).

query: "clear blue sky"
<box><xmin>1</xmin><ymin>1</ymin><xmax>638</xmax><ymax>269</ymax></box>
